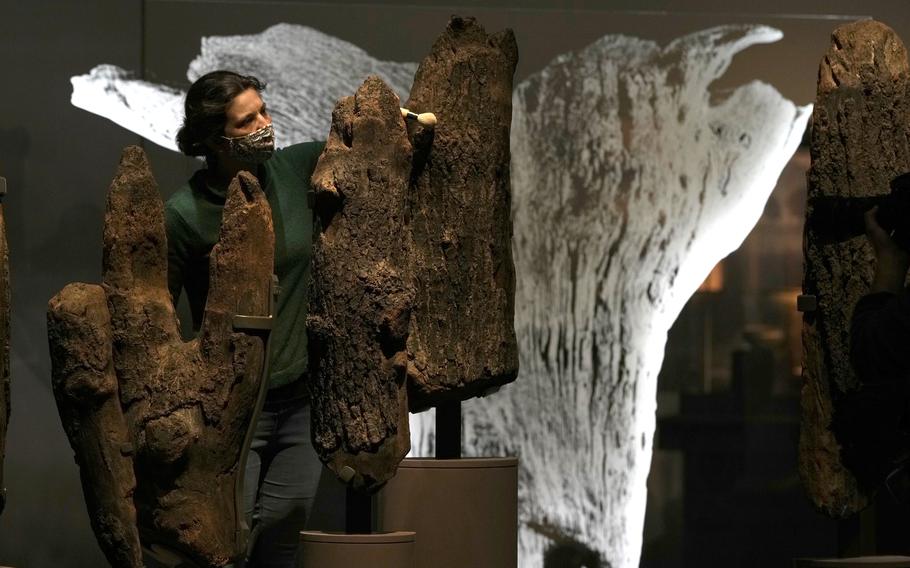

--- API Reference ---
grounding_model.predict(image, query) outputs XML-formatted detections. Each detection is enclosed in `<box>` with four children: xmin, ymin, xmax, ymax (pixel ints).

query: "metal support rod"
<box><xmin>345</xmin><ymin>486</ymin><xmax>373</xmax><ymax>534</ymax></box>
<box><xmin>235</xmin><ymin>274</ymin><xmax>278</xmax><ymax>560</ymax></box>
<box><xmin>436</xmin><ymin>400</ymin><xmax>462</xmax><ymax>459</ymax></box>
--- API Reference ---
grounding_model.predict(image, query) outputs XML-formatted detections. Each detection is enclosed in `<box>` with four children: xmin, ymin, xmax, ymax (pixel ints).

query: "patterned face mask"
<box><xmin>221</xmin><ymin>124</ymin><xmax>275</xmax><ymax>164</ymax></box>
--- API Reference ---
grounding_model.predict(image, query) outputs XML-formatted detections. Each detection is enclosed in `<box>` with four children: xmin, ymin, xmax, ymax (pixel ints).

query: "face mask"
<box><xmin>221</xmin><ymin>124</ymin><xmax>275</xmax><ymax>164</ymax></box>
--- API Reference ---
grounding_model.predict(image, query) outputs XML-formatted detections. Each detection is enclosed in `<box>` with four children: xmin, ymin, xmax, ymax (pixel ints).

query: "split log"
<box><xmin>48</xmin><ymin>146</ymin><xmax>273</xmax><ymax>567</ymax></box>
<box><xmin>801</xmin><ymin>19</ymin><xmax>910</xmax><ymax>517</ymax></box>
<box><xmin>308</xmin><ymin>77</ymin><xmax>414</xmax><ymax>491</ymax></box>
<box><xmin>404</xmin><ymin>16</ymin><xmax>520</xmax><ymax>409</ymax></box>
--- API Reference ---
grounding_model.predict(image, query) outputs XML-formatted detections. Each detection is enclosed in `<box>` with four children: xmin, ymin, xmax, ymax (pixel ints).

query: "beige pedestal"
<box><xmin>299</xmin><ymin>530</ymin><xmax>415</xmax><ymax>567</ymax></box>
<box><xmin>377</xmin><ymin>457</ymin><xmax>518</xmax><ymax>568</ymax></box>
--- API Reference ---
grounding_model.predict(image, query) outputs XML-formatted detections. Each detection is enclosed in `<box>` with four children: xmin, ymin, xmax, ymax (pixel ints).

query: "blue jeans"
<box><xmin>243</xmin><ymin>388</ymin><xmax>323</xmax><ymax>568</ymax></box>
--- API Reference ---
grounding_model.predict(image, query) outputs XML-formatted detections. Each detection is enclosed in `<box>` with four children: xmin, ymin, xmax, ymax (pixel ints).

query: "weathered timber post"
<box><xmin>404</xmin><ymin>16</ymin><xmax>519</xmax><ymax>411</ymax></box>
<box><xmin>48</xmin><ymin>147</ymin><xmax>274</xmax><ymax>567</ymax></box>
<box><xmin>801</xmin><ymin>19</ymin><xmax>910</xmax><ymax>517</ymax></box>
<box><xmin>308</xmin><ymin>76</ymin><xmax>415</xmax><ymax>493</ymax></box>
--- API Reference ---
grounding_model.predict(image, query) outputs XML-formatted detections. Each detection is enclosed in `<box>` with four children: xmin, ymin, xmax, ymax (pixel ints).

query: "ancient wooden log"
<box><xmin>801</xmin><ymin>20</ymin><xmax>910</xmax><ymax>517</ymax></box>
<box><xmin>404</xmin><ymin>16</ymin><xmax>520</xmax><ymax>410</ymax></box>
<box><xmin>49</xmin><ymin>283</ymin><xmax>142</xmax><ymax>568</ymax></box>
<box><xmin>308</xmin><ymin>76</ymin><xmax>414</xmax><ymax>492</ymax></box>
<box><xmin>0</xmin><ymin>178</ymin><xmax>9</xmax><ymax>517</ymax></box>
<box><xmin>48</xmin><ymin>147</ymin><xmax>273</xmax><ymax>567</ymax></box>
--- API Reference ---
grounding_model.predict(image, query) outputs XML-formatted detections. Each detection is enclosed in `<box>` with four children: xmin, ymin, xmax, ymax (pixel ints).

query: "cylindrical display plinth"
<box><xmin>299</xmin><ymin>531</ymin><xmax>415</xmax><ymax>567</ymax></box>
<box><xmin>377</xmin><ymin>457</ymin><xmax>518</xmax><ymax>568</ymax></box>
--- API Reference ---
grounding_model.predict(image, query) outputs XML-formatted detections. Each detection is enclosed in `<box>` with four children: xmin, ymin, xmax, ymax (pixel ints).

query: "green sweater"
<box><xmin>165</xmin><ymin>141</ymin><xmax>325</xmax><ymax>388</ymax></box>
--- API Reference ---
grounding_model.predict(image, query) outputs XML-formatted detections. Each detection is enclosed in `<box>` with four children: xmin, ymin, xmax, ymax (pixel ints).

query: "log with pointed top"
<box><xmin>801</xmin><ymin>19</ymin><xmax>910</xmax><ymax>517</ymax></box>
<box><xmin>48</xmin><ymin>146</ymin><xmax>274</xmax><ymax>567</ymax></box>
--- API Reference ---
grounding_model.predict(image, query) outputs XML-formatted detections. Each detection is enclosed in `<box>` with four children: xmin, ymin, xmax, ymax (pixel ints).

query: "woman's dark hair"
<box><xmin>176</xmin><ymin>70</ymin><xmax>266</xmax><ymax>158</ymax></box>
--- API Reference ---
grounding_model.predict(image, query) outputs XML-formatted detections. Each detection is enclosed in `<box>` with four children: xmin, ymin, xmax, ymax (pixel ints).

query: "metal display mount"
<box><xmin>233</xmin><ymin>274</ymin><xmax>279</xmax><ymax>560</ymax></box>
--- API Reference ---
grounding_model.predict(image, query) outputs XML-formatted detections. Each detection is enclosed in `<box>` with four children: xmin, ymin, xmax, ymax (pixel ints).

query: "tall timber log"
<box><xmin>404</xmin><ymin>16</ymin><xmax>520</xmax><ymax>409</ymax></box>
<box><xmin>800</xmin><ymin>19</ymin><xmax>910</xmax><ymax>517</ymax></box>
<box><xmin>49</xmin><ymin>283</ymin><xmax>142</xmax><ymax>568</ymax></box>
<box><xmin>48</xmin><ymin>147</ymin><xmax>273</xmax><ymax>567</ymax></box>
<box><xmin>308</xmin><ymin>77</ymin><xmax>415</xmax><ymax>492</ymax></box>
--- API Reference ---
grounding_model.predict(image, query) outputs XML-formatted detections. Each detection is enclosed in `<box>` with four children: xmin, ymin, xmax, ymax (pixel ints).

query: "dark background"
<box><xmin>2</xmin><ymin>1</ymin><xmax>910</xmax><ymax>566</ymax></box>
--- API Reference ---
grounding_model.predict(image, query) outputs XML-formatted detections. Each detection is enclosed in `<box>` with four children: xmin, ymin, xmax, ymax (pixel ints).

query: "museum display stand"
<box><xmin>299</xmin><ymin>483</ymin><xmax>417</xmax><ymax>567</ymax></box>
<box><xmin>299</xmin><ymin>401</ymin><xmax>517</xmax><ymax>567</ymax></box>
<box><xmin>376</xmin><ymin>401</ymin><xmax>518</xmax><ymax>568</ymax></box>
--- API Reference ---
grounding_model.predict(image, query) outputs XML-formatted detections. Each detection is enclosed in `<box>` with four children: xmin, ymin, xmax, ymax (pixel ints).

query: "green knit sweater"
<box><xmin>165</xmin><ymin>141</ymin><xmax>325</xmax><ymax>388</ymax></box>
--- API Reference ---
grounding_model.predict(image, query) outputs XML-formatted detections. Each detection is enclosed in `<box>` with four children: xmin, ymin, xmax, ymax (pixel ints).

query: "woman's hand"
<box><xmin>865</xmin><ymin>206</ymin><xmax>910</xmax><ymax>294</ymax></box>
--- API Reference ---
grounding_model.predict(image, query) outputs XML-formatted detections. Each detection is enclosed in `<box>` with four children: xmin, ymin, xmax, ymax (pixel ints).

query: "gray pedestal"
<box><xmin>377</xmin><ymin>457</ymin><xmax>518</xmax><ymax>568</ymax></box>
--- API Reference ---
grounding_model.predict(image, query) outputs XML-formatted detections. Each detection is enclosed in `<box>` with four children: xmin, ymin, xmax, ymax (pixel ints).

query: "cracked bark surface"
<box><xmin>48</xmin><ymin>146</ymin><xmax>273</xmax><ymax>567</ymax></box>
<box><xmin>404</xmin><ymin>16</ymin><xmax>519</xmax><ymax>410</ymax></box>
<box><xmin>801</xmin><ymin>19</ymin><xmax>910</xmax><ymax>517</ymax></box>
<box><xmin>308</xmin><ymin>76</ymin><xmax>414</xmax><ymax>492</ymax></box>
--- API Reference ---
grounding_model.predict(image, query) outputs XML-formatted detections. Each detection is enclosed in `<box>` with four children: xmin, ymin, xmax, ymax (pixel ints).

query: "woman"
<box><xmin>834</xmin><ymin>205</ymin><xmax>910</xmax><ymax>552</ymax></box>
<box><xmin>167</xmin><ymin>70</ymin><xmax>325</xmax><ymax>567</ymax></box>
<box><xmin>846</xmin><ymin>205</ymin><xmax>910</xmax><ymax>488</ymax></box>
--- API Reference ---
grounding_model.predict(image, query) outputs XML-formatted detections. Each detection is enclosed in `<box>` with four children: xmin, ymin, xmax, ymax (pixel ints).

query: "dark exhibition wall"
<box><xmin>2</xmin><ymin>1</ymin><xmax>910</xmax><ymax>567</ymax></box>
